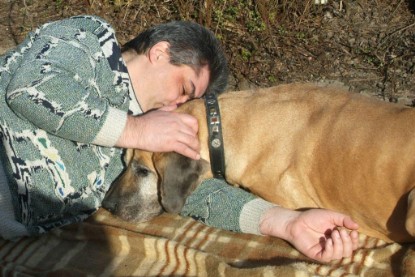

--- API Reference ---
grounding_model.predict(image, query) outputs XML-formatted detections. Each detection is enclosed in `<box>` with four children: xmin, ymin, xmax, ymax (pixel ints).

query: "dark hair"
<box><xmin>122</xmin><ymin>21</ymin><xmax>228</xmax><ymax>95</ymax></box>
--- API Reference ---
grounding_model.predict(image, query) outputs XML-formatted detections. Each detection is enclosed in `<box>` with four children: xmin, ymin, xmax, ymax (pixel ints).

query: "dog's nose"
<box><xmin>102</xmin><ymin>199</ymin><xmax>118</xmax><ymax>213</ymax></box>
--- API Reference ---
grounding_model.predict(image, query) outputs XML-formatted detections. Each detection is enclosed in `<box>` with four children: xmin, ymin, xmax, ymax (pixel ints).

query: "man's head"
<box><xmin>122</xmin><ymin>21</ymin><xmax>228</xmax><ymax>97</ymax></box>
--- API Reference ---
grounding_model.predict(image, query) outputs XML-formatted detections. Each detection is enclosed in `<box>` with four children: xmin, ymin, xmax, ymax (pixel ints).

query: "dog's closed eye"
<box><xmin>132</xmin><ymin>163</ymin><xmax>151</xmax><ymax>177</ymax></box>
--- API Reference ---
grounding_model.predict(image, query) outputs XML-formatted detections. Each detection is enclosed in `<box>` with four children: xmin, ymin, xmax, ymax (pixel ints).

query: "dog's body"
<box><xmin>103</xmin><ymin>83</ymin><xmax>415</xmax><ymax>243</ymax></box>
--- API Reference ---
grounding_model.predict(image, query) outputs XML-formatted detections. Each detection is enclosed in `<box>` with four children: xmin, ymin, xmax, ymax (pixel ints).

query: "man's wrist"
<box><xmin>259</xmin><ymin>206</ymin><xmax>301</xmax><ymax>240</ymax></box>
<box><xmin>239</xmin><ymin>198</ymin><xmax>276</xmax><ymax>235</ymax></box>
<box><xmin>93</xmin><ymin>107</ymin><xmax>127</xmax><ymax>147</ymax></box>
<box><xmin>115</xmin><ymin>115</ymin><xmax>145</xmax><ymax>149</ymax></box>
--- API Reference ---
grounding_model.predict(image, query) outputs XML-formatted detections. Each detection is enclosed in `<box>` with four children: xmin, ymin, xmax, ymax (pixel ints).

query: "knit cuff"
<box><xmin>92</xmin><ymin>106</ymin><xmax>127</xmax><ymax>147</ymax></box>
<box><xmin>239</xmin><ymin>198</ymin><xmax>277</xmax><ymax>235</ymax></box>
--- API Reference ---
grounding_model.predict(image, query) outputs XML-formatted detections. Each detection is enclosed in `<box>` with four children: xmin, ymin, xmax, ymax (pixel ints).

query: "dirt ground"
<box><xmin>1</xmin><ymin>0</ymin><xmax>414</xmax><ymax>104</ymax></box>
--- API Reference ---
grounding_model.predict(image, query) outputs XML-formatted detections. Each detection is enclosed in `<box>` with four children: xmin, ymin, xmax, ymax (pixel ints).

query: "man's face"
<box><xmin>143</xmin><ymin>62</ymin><xmax>210</xmax><ymax>111</ymax></box>
<box><xmin>123</xmin><ymin>42</ymin><xmax>211</xmax><ymax>112</ymax></box>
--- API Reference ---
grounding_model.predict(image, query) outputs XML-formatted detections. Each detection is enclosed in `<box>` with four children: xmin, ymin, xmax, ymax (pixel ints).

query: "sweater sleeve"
<box><xmin>5</xmin><ymin>17</ymin><xmax>128</xmax><ymax>146</ymax></box>
<box><xmin>180</xmin><ymin>178</ymin><xmax>276</xmax><ymax>235</ymax></box>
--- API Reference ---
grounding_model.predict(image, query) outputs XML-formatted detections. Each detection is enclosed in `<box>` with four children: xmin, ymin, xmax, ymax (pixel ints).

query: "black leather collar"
<box><xmin>204</xmin><ymin>93</ymin><xmax>226</xmax><ymax>179</ymax></box>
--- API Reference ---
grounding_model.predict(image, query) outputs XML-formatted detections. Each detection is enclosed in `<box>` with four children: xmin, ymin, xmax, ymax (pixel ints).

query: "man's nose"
<box><xmin>176</xmin><ymin>95</ymin><xmax>189</xmax><ymax>105</ymax></box>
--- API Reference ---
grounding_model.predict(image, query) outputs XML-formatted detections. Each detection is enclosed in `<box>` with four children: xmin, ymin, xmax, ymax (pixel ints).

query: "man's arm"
<box><xmin>180</xmin><ymin>178</ymin><xmax>274</xmax><ymax>234</ymax></box>
<box><xmin>180</xmin><ymin>178</ymin><xmax>359</xmax><ymax>262</ymax></box>
<box><xmin>5</xmin><ymin>16</ymin><xmax>128</xmax><ymax>147</ymax></box>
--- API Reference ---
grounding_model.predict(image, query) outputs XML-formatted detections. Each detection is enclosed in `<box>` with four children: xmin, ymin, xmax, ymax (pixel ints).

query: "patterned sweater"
<box><xmin>0</xmin><ymin>15</ymin><xmax>274</xmax><ymax>239</ymax></box>
<box><xmin>0</xmin><ymin>15</ymin><xmax>141</xmax><ymax>236</ymax></box>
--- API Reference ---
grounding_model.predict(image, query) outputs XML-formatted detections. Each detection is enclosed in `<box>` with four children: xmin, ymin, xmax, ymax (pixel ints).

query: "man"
<box><xmin>0</xmin><ymin>15</ymin><xmax>358</xmax><ymax>262</ymax></box>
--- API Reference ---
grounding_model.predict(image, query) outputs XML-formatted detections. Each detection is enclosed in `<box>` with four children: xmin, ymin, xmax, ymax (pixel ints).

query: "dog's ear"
<box><xmin>153</xmin><ymin>152</ymin><xmax>209</xmax><ymax>213</ymax></box>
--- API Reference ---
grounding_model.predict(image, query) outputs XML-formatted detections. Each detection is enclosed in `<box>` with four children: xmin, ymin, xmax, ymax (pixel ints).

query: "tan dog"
<box><xmin>103</xmin><ymin>83</ymin><xmax>415</xmax><ymax>243</ymax></box>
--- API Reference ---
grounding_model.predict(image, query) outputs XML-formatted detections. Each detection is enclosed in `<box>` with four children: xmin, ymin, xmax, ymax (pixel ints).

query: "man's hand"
<box><xmin>116</xmin><ymin>110</ymin><xmax>200</xmax><ymax>160</ymax></box>
<box><xmin>259</xmin><ymin>206</ymin><xmax>359</xmax><ymax>263</ymax></box>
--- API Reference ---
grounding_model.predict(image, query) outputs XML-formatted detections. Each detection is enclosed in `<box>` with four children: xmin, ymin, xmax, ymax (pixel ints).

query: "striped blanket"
<box><xmin>1</xmin><ymin>208</ymin><xmax>414</xmax><ymax>276</ymax></box>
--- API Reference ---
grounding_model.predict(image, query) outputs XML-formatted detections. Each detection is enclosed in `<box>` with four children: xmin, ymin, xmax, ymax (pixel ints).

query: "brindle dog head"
<box><xmin>102</xmin><ymin>149</ymin><xmax>209</xmax><ymax>222</ymax></box>
<box><xmin>102</xmin><ymin>149</ymin><xmax>163</xmax><ymax>222</ymax></box>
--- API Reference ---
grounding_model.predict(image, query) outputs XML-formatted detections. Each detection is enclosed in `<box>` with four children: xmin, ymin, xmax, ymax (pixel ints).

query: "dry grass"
<box><xmin>3</xmin><ymin>0</ymin><xmax>415</xmax><ymax>102</ymax></box>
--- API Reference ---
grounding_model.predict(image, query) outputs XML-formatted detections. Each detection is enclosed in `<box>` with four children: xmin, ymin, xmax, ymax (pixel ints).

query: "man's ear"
<box><xmin>148</xmin><ymin>41</ymin><xmax>170</xmax><ymax>63</ymax></box>
<box><xmin>154</xmin><ymin>152</ymin><xmax>209</xmax><ymax>213</ymax></box>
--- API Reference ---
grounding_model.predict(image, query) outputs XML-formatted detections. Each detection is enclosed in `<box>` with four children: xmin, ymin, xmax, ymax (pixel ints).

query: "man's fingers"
<box><xmin>320</xmin><ymin>229</ymin><xmax>355</xmax><ymax>263</ymax></box>
<box><xmin>342</xmin><ymin>216</ymin><xmax>359</xmax><ymax>230</ymax></box>
<box><xmin>178</xmin><ymin>113</ymin><xmax>199</xmax><ymax>134</ymax></box>
<box><xmin>180</xmin><ymin>135</ymin><xmax>200</xmax><ymax>154</ymax></box>
<box><xmin>330</xmin><ymin>230</ymin><xmax>344</xmax><ymax>260</ymax></box>
<box><xmin>173</xmin><ymin>114</ymin><xmax>200</xmax><ymax>157</ymax></box>
<box><xmin>184</xmin><ymin>127</ymin><xmax>200</xmax><ymax>145</ymax></box>
<box><xmin>328</xmin><ymin>212</ymin><xmax>359</xmax><ymax>231</ymax></box>
<box><xmin>160</xmin><ymin>113</ymin><xmax>201</xmax><ymax>159</ymax></box>
<box><xmin>320</xmin><ymin>237</ymin><xmax>334</xmax><ymax>263</ymax></box>
<box><xmin>350</xmin><ymin>230</ymin><xmax>359</xmax><ymax>250</ymax></box>
<box><xmin>339</xmin><ymin>228</ymin><xmax>353</xmax><ymax>257</ymax></box>
<box><xmin>174</xmin><ymin>142</ymin><xmax>201</xmax><ymax>160</ymax></box>
<box><xmin>123</xmin><ymin>110</ymin><xmax>201</xmax><ymax>159</ymax></box>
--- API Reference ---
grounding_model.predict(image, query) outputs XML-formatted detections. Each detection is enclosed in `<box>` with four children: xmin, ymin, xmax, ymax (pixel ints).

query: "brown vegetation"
<box><xmin>1</xmin><ymin>0</ymin><xmax>414</xmax><ymax>103</ymax></box>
